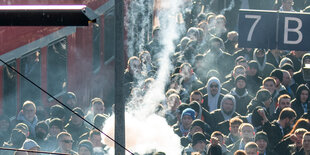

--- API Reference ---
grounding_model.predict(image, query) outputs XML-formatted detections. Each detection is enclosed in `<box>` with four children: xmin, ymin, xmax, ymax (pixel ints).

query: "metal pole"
<box><xmin>115</xmin><ymin>0</ymin><xmax>125</xmax><ymax>155</ymax></box>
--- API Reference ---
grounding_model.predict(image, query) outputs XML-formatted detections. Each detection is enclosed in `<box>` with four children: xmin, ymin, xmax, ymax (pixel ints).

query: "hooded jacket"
<box><xmin>253</xmin><ymin>49</ymin><xmax>276</xmax><ymax>78</ymax></box>
<box><xmin>210</xmin><ymin>95</ymin><xmax>240</xmax><ymax>129</ymax></box>
<box><xmin>230</xmin><ymin>87</ymin><xmax>252</xmax><ymax>116</ymax></box>
<box><xmin>16</xmin><ymin>111</ymin><xmax>38</xmax><ymax>139</ymax></box>
<box><xmin>293</xmin><ymin>53</ymin><xmax>310</xmax><ymax>86</ymax></box>
<box><xmin>291</xmin><ymin>84</ymin><xmax>310</xmax><ymax>119</ymax></box>
<box><xmin>202</xmin><ymin>77</ymin><xmax>224</xmax><ymax>112</ymax></box>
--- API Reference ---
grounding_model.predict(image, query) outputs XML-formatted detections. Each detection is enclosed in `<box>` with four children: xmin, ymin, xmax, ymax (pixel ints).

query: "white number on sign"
<box><xmin>245</xmin><ymin>15</ymin><xmax>261</xmax><ymax>41</ymax></box>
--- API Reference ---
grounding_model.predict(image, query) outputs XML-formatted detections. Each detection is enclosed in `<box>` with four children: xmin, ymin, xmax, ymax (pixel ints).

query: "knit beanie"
<box><xmin>192</xmin><ymin>132</ymin><xmax>207</xmax><ymax>146</ymax></box>
<box><xmin>256</xmin><ymin>89</ymin><xmax>271</xmax><ymax>102</ymax></box>
<box><xmin>50</xmin><ymin>104</ymin><xmax>65</xmax><ymax>119</ymax></box>
<box><xmin>270</xmin><ymin>69</ymin><xmax>283</xmax><ymax>82</ymax></box>
<box><xmin>181</xmin><ymin>108</ymin><xmax>195</xmax><ymax>120</ymax></box>
<box><xmin>255</xmin><ymin>131</ymin><xmax>268</xmax><ymax>143</ymax></box>
<box><xmin>235</xmin><ymin>75</ymin><xmax>247</xmax><ymax>85</ymax></box>
<box><xmin>248</xmin><ymin>60</ymin><xmax>259</xmax><ymax>70</ymax></box>
<box><xmin>190</xmin><ymin>119</ymin><xmax>206</xmax><ymax>132</ymax></box>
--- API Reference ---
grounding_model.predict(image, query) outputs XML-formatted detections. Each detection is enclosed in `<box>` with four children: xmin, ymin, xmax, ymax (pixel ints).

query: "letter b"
<box><xmin>284</xmin><ymin>17</ymin><xmax>303</xmax><ymax>44</ymax></box>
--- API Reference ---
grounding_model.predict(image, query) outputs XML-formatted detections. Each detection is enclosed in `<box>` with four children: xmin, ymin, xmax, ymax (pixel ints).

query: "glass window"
<box><xmin>47</xmin><ymin>38</ymin><xmax>67</xmax><ymax>97</ymax></box>
<box><xmin>103</xmin><ymin>9</ymin><xmax>115</xmax><ymax>63</ymax></box>
<box><xmin>20</xmin><ymin>50</ymin><xmax>41</xmax><ymax>106</ymax></box>
<box><xmin>3</xmin><ymin>60</ymin><xmax>17</xmax><ymax>118</ymax></box>
<box><xmin>93</xmin><ymin>17</ymin><xmax>101</xmax><ymax>72</ymax></box>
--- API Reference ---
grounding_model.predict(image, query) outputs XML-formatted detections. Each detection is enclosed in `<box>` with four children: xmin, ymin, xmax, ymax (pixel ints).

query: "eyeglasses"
<box><xmin>62</xmin><ymin>140</ymin><xmax>74</xmax><ymax>143</ymax></box>
<box><xmin>210</xmin><ymin>84</ymin><xmax>219</xmax><ymax>88</ymax></box>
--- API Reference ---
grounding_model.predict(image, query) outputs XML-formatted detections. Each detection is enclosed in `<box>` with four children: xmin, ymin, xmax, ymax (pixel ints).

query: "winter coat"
<box><xmin>291</xmin><ymin>85</ymin><xmax>310</xmax><ymax>119</ymax></box>
<box><xmin>210</xmin><ymin>95</ymin><xmax>240</xmax><ymax>129</ymax></box>
<box><xmin>230</xmin><ymin>88</ymin><xmax>253</xmax><ymax>116</ymax></box>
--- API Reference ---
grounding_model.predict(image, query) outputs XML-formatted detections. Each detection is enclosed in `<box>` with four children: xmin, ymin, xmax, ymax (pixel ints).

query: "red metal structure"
<box><xmin>0</xmin><ymin>0</ymin><xmax>118</xmax><ymax>118</ymax></box>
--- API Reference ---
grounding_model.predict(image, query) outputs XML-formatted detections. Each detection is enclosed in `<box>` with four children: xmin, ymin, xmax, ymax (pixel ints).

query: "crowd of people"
<box><xmin>0</xmin><ymin>93</ymin><xmax>109</xmax><ymax>155</ymax></box>
<box><xmin>125</xmin><ymin>0</ymin><xmax>310</xmax><ymax>154</ymax></box>
<box><xmin>2</xmin><ymin>0</ymin><xmax>310</xmax><ymax>155</ymax></box>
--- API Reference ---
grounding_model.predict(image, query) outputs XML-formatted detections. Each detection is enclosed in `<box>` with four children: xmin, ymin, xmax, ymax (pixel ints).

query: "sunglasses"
<box><xmin>62</xmin><ymin>140</ymin><xmax>74</xmax><ymax>143</ymax></box>
<box><xmin>210</xmin><ymin>84</ymin><xmax>219</xmax><ymax>88</ymax></box>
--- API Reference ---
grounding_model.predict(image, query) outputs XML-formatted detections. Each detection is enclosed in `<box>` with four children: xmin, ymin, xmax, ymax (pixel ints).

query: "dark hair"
<box><xmin>279</xmin><ymin>107</ymin><xmax>297</xmax><ymax>120</ymax></box>
<box><xmin>234</xmin><ymin>150</ymin><xmax>246</xmax><ymax>155</ymax></box>
<box><xmin>229</xmin><ymin>117</ymin><xmax>243</xmax><ymax>126</ymax></box>
<box><xmin>287</xmin><ymin>118</ymin><xmax>310</xmax><ymax>137</ymax></box>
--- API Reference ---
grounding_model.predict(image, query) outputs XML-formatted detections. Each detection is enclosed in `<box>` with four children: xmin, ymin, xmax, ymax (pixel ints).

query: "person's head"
<box><xmin>254</xmin><ymin>131</ymin><xmax>268</xmax><ymax>153</ymax></box>
<box><xmin>70</xmin><ymin>107</ymin><xmax>84</xmax><ymax>126</ymax></box>
<box><xmin>235</xmin><ymin>75</ymin><xmax>247</xmax><ymax>89</ymax></box>
<box><xmin>63</xmin><ymin>92</ymin><xmax>77</xmax><ymax>108</ymax></box>
<box><xmin>189</xmin><ymin>119</ymin><xmax>205</xmax><ymax>135</ymax></box>
<box><xmin>180</xmin><ymin>63</ymin><xmax>193</xmax><ymax>81</ymax></box>
<box><xmin>49</xmin><ymin>104</ymin><xmax>65</xmax><ymax>119</ymax></box>
<box><xmin>296</xmin><ymin>84</ymin><xmax>310</xmax><ymax>103</ymax></box>
<box><xmin>281</xmin><ymin>0</ymin><xmax>294</xmax><ymax>11</ymax></box>
<box><xmin>234</xmin><ymin>150</ymin><xmax>246</xmax><ymax>155</ymax></box>
<box><xmin>192</xmin><ymin>132</ymin><xmax>207</xmax><ymax>151</ymax></box>
<box><xmin>57</xmin><ymin>132</ymin><xmax>74</xmax><ymax>152</ymax></box>
<box><xmin>302</xmin><ymin>53</ymin><xmax>310</xmax><ymax>68</ymax></box>
<box><xmin>229</xmin><ymin>117</ymin><xmax>243</xmax><ymax>137</ymax></box>
<box><xmin>207</xmin><ymin>77</ymin><xmax>221</xmax><ymax>96</ymax></box>
<box><xmin>209</xmin><ymin>37</ymin><xmax>224</xmax><ymax>52</ymax></box>
<box><xmin>181</xmin><ymin>108</ymin><xmax>195</xmax><ymax>130</ymax></box>
<box><xmin>187</xmin><ymin>27</ymin><xmax>199</xmax><ymax>41</ymax></box>
<box><xmin>49</xmin><ymin>118</ymin><xmax>63</xmax><ymax>137</ymax></box>
<box><xmin>78</xmin><ymin>140</ymin><xmax>93</xmax><ymax>155</ymax></box>
<box><xmin>245</xmin><ymin>142</ymin><xmax>258</xmax><ymax>155</ymax></box>
<box><xmin>90</xmin><ymin>98</ymin><xmax>105</xmax><ymax>116</ymax></box>
<box><xmin>179</xmin><ymin>37</ymin><xmax>191</xmax><ymax>51</ymax></box>
<box><xmin>22</xmin><ymin>139</ymin><xmax>40</xmax><ymax>155</ymax></box>
<box><xmin>22</xmin><ymin>100</ymin><xmax>36</xmax><ymax>122</ymax></box>
<box><xmin>232</xmin><ymin>65</ymin><xmax>246</xmax><ymax>80</ymax></box>
<box><xmin>190</xmin><ymin>90</ymin><xmax>203</xmax><ymax>104</ymax></box>
<box><xmin>278</xmin><ymin>94</ymin><xmax>291</xmax><ymax>110</ymax></box>
<box><xmin>0</xmin><ymin>114</ymin><xmax>10</xmax><ymax>133</ymax></box>
<box><xmin>127</xmin><ymin>56</ymin><xmax>141</xmax><ymax>75</ymax></box>
<box><xmin>294</xmin><ymin>128</ymin><xmax>307</xmax><ymax>148</ymax></box>
<box><xmin>139</xmin><ymin>50</ymin><xmax>151</xmax><ymax>64</ymax></box>
<box><xmin>235</xmin><ymin>56</ymin><xmax>248</xmax><ymax>69</ymax></box>
<box><xmin>95</xmin><ymin>113</ymin><xmax>107</xmax><ymax>128</ymax></box>
<box><xmin>278</xmin><ymin>107</ymin><xmax>296</xmax><ymax>128</ymax></box>
<box><xmin>254</xmin><ymin>48</ymin><xmax>266</xmax><ymax>58</ymax></box>
<box><xmin>167</xmin><ymin>94</ymin><xmax>181</xmax><ymax>111</ymax></box>
<box><xmin>303</xmin><ymin>132</ymin><xmax>310</xmax><ymax>152</ymax></box>
<box><xmin>211</xmin><ymin>131</ymin><xmax>225</xmax><ymax>145</ymax></box>
<box><xmin>176</xmin><ymin>103</ymin><xmax>190</xmax><ymax>122</ymax></box>
<box><xmin>215</xmin><ymin>14</ymin><xmax>226</xmax><ymax>27</ymax></box>
<box><xmin>247</xmin><ymin>60</ymin><xmax>259</xmax><ymax>76</ymax></box>
<box><xmin>281</xmin><ymin>63</ymin><xmax>295</xmax><ymax>77</ymax></box>
<box><xmin>270</xmin><ymin>69</ymin><xmax>283</xmax><ymax>87</ymax></box>
<box><xmin>239</xmin><ymin>123</ymin><xmax>255</xmax><ymax>142</ymax></box>
<box><xmin>282</xmin><ymin>70</ymin><xmax>291</xmax><ymax>86</ymax></box>
<box><xmin>289</xmin><ymin>119</ymin><xmax>310</xmax><ymax>135</ymax></box>
<box><xmin>14</xmin><ymin>123</ymin><xmax>29</xmax><ymax>138</ymax></box>
<box><xmin>262</xmin><ymin>77</ymin><xmax>277</xmax><ymax>94</ymax></box>
<box><xmin>221</xmin><ymin>94</ymin><xmax>236</xmax><ymax>115</ymax></box>
<box><xmin>189</xmin><ymin>101</ymin><xmax>202</xmax><ymax>117</ymax></box>
<box><xmin>35</xmin><ymin>121</ymin><xmax>48</xmax><ymax>140</ymax></box>
<box><xmin>10</xmin><ymin>129</ymin><xmax>26</xmax><ymax>148</ymax></box>
<box><xmin>89</xmin><ymin>129</ymin><xmax>102</xmax><ymax>147</ymax></box>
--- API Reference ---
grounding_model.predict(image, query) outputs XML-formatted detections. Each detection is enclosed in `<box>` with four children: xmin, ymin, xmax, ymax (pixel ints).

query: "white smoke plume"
<box><xmin>220</xmin><ymin>0</ymin><xmax>235</xmax><ymax>15</ymax></box>
<box><xmin>102</xmin><ymin>0</ymin><xmax>185</xmax><ymax>154</ymax></box>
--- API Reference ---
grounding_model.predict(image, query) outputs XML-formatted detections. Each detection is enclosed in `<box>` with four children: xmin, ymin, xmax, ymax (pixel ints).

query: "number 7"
<box><xmin>245</xmin><ymin>15</ymin><xmax>261</xmax><ymax>41</ymax></box>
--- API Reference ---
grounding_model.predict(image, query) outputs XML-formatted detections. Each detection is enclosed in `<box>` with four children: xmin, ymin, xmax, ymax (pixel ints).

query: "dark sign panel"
<box><xmin>239</xmin><ymin>9</ymin><xmax>310</xmax><ymax>51</ymax></box>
